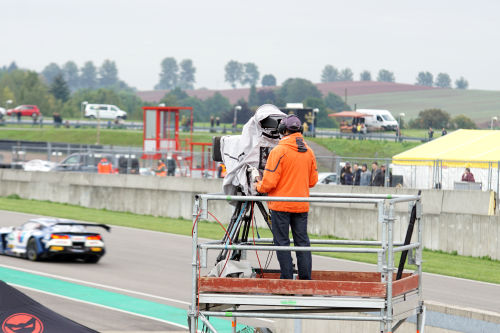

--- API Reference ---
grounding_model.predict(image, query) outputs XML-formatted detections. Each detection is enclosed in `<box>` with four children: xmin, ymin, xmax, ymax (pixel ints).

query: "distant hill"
<box><xmin>137</xmin><ymin>82</ymin><xmax>500</xmax><ymax>125</ymax></box>
<box><xmin>137</xmin><ymin>81</ymin><xmax>435</xmax><ymax>105</ymax></box>
<box><xmin>348</xmin><ymin>89</ymin><xmax>500</xmax><ymax>125</ymax></box>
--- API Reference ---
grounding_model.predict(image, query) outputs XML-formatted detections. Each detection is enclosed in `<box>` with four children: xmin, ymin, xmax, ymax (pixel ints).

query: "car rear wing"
<box><xmin>53</xmin><ymin>223</ymin><xmax>111</xmax><ymax>232</ymax></box>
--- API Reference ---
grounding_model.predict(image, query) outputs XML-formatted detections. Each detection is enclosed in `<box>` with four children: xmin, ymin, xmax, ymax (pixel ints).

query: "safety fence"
<box><xmin>2</xmin><ymin>143</ymin><xmax>499</xmax><ymax>197</ymax></box>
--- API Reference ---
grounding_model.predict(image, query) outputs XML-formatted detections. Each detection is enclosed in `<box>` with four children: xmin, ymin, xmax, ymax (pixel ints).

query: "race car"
<box><xmin>0</xmin><ymin>218</ymin><xmax>110</xmax><ymax>263</ymax></box>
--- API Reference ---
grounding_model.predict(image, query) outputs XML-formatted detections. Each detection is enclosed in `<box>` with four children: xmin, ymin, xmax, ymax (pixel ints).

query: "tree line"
<box><xmin>320</xmin><ymin>65</ymin><xmax>469</xmax><ymax>89</ymax></box>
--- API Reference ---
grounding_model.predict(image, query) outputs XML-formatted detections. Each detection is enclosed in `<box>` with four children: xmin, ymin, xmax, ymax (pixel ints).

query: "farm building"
<box><xmin>392</xmin><ymin>130</ymin><xmax>500</xmax><ymax>192</ymax></box>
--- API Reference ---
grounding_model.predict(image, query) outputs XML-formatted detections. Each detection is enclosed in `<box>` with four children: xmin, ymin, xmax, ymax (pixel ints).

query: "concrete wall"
<box><xmin>1</xmin><ymin>169</ymin><xmax>499</xmax><ymax>259</ymax></box>
<box><xmin>275</xmin><ymin>300</ymin><xmax>500</xmax><ymax>333</ymax></box>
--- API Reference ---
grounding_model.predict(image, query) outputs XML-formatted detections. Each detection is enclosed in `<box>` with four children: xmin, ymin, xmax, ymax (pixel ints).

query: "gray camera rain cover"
<box><xmin>221</xmin><ymin>104</ymin><xmax>286</xmax><ymax>197</ymax></box>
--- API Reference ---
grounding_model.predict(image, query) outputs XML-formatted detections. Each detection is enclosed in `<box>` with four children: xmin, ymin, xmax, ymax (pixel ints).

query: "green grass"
<box><xmin>0</xmin><ymin>196</ymin><xmax>498</xmax><ymax>284</ymax></box>
<box><xmin>0</xmin><ymin>128</ymin><xmax>215</xmax><ymax>146</ymax></box>
<box><xmin>349</xmin><ymin>89</ymin><xmax>500</xmax><ymax>123</ymax></box>
<box><xmin>309</xmin><ymin>137</ymin><xmax>421</xmax><ymax>158</ymax></box>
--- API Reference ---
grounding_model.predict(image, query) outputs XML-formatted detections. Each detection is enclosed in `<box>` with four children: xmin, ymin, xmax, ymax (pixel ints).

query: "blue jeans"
<box><xmin>271</xmin><ymin>210</ymin><xmax>312</xmax><ymax>280</ymax></box>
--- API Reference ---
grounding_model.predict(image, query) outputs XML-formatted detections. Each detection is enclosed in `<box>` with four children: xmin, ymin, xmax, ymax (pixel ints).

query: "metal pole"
<box><xmin>189</xmin><ymin>198</ymin><xmax>200</xmax><ymax>333</ymax></box>
<box><xmin>416</xmin><ymin>199</ymin><xmax>424</xmax><ymax>332</ymax></box>
<box><xmin>386</xmin><ymin>203</ymin><xmax>395</xmax><ymax>332</ymax></box>
<box><xmin>379</xmin><ymin>203</ymin><xmax>387</xmax><ymax>333</ymax></box>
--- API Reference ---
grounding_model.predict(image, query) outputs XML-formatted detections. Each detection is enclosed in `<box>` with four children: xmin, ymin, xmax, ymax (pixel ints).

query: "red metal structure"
<box><xmin>142</xmin><ymin>106</ymin><xmax>216</xmax><ymax>177</ymax></box>
<box><xmin>142</xmin><ymin>106</ymin><xmax>193</xmax><ymax>159</ymax></box>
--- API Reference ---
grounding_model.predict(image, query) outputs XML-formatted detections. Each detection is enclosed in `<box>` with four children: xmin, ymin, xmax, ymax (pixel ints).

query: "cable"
<box><xmin>207</xmin><ymin>210</ymin><xmax>234</xmax><ymax>278</ymax></box>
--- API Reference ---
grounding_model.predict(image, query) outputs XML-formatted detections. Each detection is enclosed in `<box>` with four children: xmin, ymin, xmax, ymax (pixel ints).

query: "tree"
<box><xmin>261</xmin><ymin>74</ymin><xmax>277</xmax><ymax>87</ymax></box>
<box><xmin>41</xmin><ymin>63</ymin><xmax>62</xmax><ymax>85</ymax></box>
<box><xmin>455</xmin><ymin>77</ymin><xmax>469</xmax><ymax>89</ymax></box>
<box><xmin>256</xmin><ymin>89</ymin><xmax>281</xmax><ymax>106</ymax></box>
<box><xmin>435</xmin><ymin>73</ymin><xmax>451</xmax><ymax>88</ymax></box>
<box><xmin>7</xmin><ymin>62</ymin><xmax>18</xmax><ymax>72</ymax></box>
<box><xmin>303</xmin><ymin>97</ymin><xmax>336</xmax><ymax>128</ymax></box>
<box><xmin>278</xmin><ymin>78</ymin><xmax>322</xmax><ymax>104</ymax></box>
<box><xmin>99</xmin><ymin>60</ymin><xmax>119</xmax><ymax>87</ymax></box>
<box><xmin>155</xmin><ymin>57</ymin><xmax>178</xmax><ymax>90</ymax></box>
<box><xmin>79</xmin><ymin>61</ymin><xmax>98</xmax><ymax>89</ymax></box>
<box><xmin>324</xmin><ymin>92</ymin><xmax>351</xmax><ymax>112</ymax></box>
<box><xmin>377</xmin><ymin>69</ymin><xmax>395</xmax><ymax>82</ymax></box>
<box><xmin>359</xmin><ymin>70</ymin><xmax>371</xmax><ymax>81</ymax></box>
<box><xmin>241</xmin><ymin>63</ymin><xmax>260</xmax><ymax>86</ymax></box>
<box><xmin>452</xmin><ymin>114</ymin><xmax>476</xmax><ymax>129</ymax></box>
<box><xmin>179</xmin><ymin>59</ymin><xmax>196</xmax><ymax>90</ymax></box>
<box><xmin>204</xmin><ymin>92</ymin><xmax>232</xmax><ymax>118</ymax></box>
<box><xmin>224</xmin><ymin>60</ymin><xmax>243</xmax><ymax>88</ymax></box>
<box><xmin>49</xmin><ymin>74</ymin><xmax>70</xmax><ymax>102</ymax></box>
<box><xmin>411</xmin><ymin>109</ymin><xmax>451</xmax><ymax>128</ymax></box>
<box><xmin>321</xmin><ymin>65</ymin><xmax>339</xmax><ymax>82</ymax></box>
<box><xmin>62</xmin><ymin>61</ymin><xmax>79</xmax><ymax>91</ymax></box>
<box><xmin>416</xmin><ymin>71</ymin><xmax>433</xmax><ymax>86</ymax></box>
<box><xmin>338</xmin><ymin>68</ymin><xmax>353</xmax><ymax>81</ymax></box>
<box><xmin>248</xmin><ymin>85</ymin><xmax>258</xmax><ymax>107</ymax></box>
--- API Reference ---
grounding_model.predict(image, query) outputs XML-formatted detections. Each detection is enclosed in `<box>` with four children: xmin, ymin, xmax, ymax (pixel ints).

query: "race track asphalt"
<box><xmin>0</xmin><ymin>210</ymin><xmax>499</xmax><ymax>332</ymax></box>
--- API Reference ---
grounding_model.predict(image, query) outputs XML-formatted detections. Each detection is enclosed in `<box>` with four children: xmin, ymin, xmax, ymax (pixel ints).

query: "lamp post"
<box><xmin>6</xmin><ymin>100</ymin><xmax>12</xmax><ymax>120</ymax></box>
<box><xmin>81</xmin><ymin>101</ymin><xmax>88</xmax><ymax>119</ymax></box>
<box><xmin>491</xmin><ymin>116</ymin><xmax>497</xmax><ymax>130</ymax></box>
<box><xmin>312</xmin><ymin>108</ymin><xmax>319</xmax><ymax>137</ymax></box>
<box><xmin>233</xmin><ymin>105</ymin><xmax>241</xmax><ymax>133</ymax></box>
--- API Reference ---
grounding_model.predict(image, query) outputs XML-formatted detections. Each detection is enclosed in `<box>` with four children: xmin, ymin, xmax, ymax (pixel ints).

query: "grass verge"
<box><xmin>0</xmin><ymin>128</ymin><xmax>215</xmax><ymax>146</ymax></box>
<box><xmin>0</xmin><ymin>196</ymin><xmax>498</xmax><ymax>284</ymax></box>
<box><xmin>309</xmin><ymin>137</ymin><xmax>421</xmax><ymax>158</ymax></box>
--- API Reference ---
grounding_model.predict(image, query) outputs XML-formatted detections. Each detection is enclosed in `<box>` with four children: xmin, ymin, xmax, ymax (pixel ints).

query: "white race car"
<box><xmin>0</xmin><ymin>218</ymin><xmax>110</xmax><ymax>263</ymax></box>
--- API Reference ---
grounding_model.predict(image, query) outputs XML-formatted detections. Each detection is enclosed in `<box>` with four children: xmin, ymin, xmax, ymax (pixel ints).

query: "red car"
<box><xmin>7</xmin><ymin>105</ymin><xmax>41</xmax><ymax>117</ymax></box>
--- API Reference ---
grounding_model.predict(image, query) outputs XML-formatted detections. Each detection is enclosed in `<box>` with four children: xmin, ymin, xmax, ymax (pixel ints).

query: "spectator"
<box><xmin>353</xmin><ymin>163</ymin><xmax>361</xmax><ymax>186</ymax></box>
<box><xmin>370</xmin><ymin>162</ymin><xmax>384</xmax><ymax>186</ymax></box>
<box><xmin>428</xmin><ymin>127</ymin><xmax>434</xmax><ymax>140</ymax></box>
<box><xmin>39</xmin><ymin>114</ymin><xmax>43</xmax><ymax>128</ymax></box>
<box><xmin>344</xmin><ymin>165</ymin><xmax>354</xmax><ymax>185</ymax></box>
<box><xmin>461</xmin><ymin>168</ymin><xmax>475</xmax><ymax>182</ymax></box>
<box><xmin>210</xmin><ymin>116</ymin><xmax>215</xmax><ymax>128</ymax></box>
<box><xmin>217</xmin><ymin>163</ymin><xmax>226</xmax><ymax>178</ymax></box>
<box><xmin>340</xmin><ymin>162</ymin><xmax>350</xmax><ymax>185</ymax></box>
<box><xmin>64</xmin><ymin>120</ymin><xmax>70</xmax><ymax>128</ymax></box>
<box><xmin>216</xmin><ymin>117</ymin><xmax>220</xmax><ymax>127</ymax></box>
<box><xmin>166</xmin><ymin>154</ymin><xmax>176</xmax><ymax>176</ymax></box>
<box><xmin>53</xmin><ymin>112</ymin><xmax>62</xmax><ymax>128</ymax></box>
<box><xmin>381</xmin><ymin>164</ymin><xmax>392</xmax><ymax>187</ymax></box>
<box><xmin>31</xmin><ymin>113</ymin><xmax>38</xmax><ymax>126</ymax></box>
<box><xmin>442</xmin><ymin>128</ymin><xmax>447</xmax><ymax>136</ymax></box>
<box><xmin>16</xmin><ymin>110</ymin><xmax>21</xmax><ymax>123</ymax></box>
<box><xmin>359</xmin><ymin>164</ymin><xmax>371</xmax><ymax>186</ymax></box>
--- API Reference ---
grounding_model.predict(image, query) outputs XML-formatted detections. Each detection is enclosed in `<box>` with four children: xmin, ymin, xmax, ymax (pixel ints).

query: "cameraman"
<box><xmin>255</xmin><ymin>115</ymin><xmax>318</xmax><ymax>280</ymax></box>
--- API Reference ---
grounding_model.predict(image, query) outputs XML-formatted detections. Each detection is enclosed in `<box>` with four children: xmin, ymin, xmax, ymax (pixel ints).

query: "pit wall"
<box><xmin>0</xmin><ymin>169</ymin><xmax>498</xmax><ymax>260</ymax></box>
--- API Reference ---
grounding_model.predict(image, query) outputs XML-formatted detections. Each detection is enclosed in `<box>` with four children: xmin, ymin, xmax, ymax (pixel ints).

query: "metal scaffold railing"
<box><xmin>189</xmin><ymin>193</ymin><xmax>425</xmax><ymax>333</ymax></box>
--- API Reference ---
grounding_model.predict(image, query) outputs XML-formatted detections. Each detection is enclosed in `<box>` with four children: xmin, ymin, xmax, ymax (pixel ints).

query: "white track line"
<box><xmin>9</xmin><ymin>283</ymin><xmax>189</xmax><ymax>330</ymax></box>
<box><xmin>0</xmin><ymin>263</ymin><xmax>190</xmax><ymax>305</ymax></box>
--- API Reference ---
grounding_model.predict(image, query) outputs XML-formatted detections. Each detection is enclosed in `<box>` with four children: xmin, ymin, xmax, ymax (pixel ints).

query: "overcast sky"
<box><xmin>1</xmin><ymin>0</ymin><xmax>499</xmax><ymax>91</ymax></box>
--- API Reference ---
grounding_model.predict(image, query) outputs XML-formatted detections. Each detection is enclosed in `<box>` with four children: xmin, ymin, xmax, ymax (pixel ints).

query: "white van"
<box><xmin>357</xmin><ymin>109</ymin><xmax>398</xmax><ymax>131</ymax></box>
<box><xmin>84</xmin><ymin>104</ymin><xmax>127</xmax><ymax>120</ymax></box>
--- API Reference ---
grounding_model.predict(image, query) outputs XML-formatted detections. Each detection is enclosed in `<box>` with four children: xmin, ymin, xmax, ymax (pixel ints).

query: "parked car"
<box><xmin>54</xmin><ymin>153</ymin><xmax>117</xmax><ymax>173</ymax></box>
<box><xmin>23</xmin><ymin>159</ymin><xmax>56</xmax><ymax>172</ymax></box>
<box><xmin>357</xmin><ymin>109</ymin><xmax>398</xmax><ymax>132</ymax></box>
<box><xmin>6</xmin><ymin>105</ymin><xmax>41</xmax><ymax>117</ymax></box>
<box><xmin>84</xmin><ymin>104</ymin><xmax>127</xmax><ymax>120</ymax></box>
<box><xmin>54</xmin><ymin>152</ymin><xmax>139</xmax><ymax>174</ymax></box>
<box><xmin>0</xmin><ymin>107</ymin><xmax>6</xmax><ymax>116</ymax></box>
<box><xmin>318</xmin><ymin>172</ymin><xmax>338</xmax><ymax>185</ymax></box>
<box><xmin>0</xmin><ymin>218</ymin><xmax>110</xmax><ymax>263</ymax></box>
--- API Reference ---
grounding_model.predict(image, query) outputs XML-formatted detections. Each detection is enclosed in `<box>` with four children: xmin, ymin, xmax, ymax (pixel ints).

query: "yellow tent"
<box><xmin>393</xmin><ymin>129</ymin><xmax>500</xmax><ymax>169</ymax></box>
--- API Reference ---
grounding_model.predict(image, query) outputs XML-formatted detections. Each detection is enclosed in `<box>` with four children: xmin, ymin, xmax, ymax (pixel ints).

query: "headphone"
<box><xmin>278</xmin><ymin>115</ymin><xmax>303</xmax><ymax>135</ymax></box>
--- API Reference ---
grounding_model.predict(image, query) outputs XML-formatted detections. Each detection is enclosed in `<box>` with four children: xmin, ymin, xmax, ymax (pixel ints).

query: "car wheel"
<box><xmin>84</xmin><ymin>255</ymin><xmax>101</xmax><ymax>263</ymax></box>
<box><xmin>89</xmin><ymin>115</ymin><xmax>96</xmax><ymax>120</ymax></box>
<box><xmin>26</xmin><ymin>238</ymin><xmax>39</xmax><ymax>261</ymax></box>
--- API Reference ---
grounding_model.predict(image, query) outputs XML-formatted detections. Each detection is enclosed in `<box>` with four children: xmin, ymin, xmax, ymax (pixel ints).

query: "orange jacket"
<box><xmin>256</xmin><ymin>133</ymin><xmax>318</xmax><ymax>213</ymax></box>
<box><xmin>97</xmin><ymin>158</ymin><xmax>113</xmax><ymax>174</ymax></box>
<box><xmin>155</xmin><ymin>162</ymin><xmax>167</xmax><ymax>177</ymax></box>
